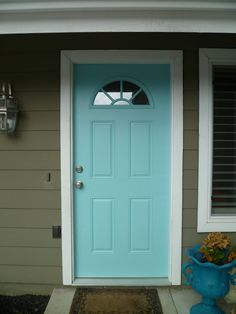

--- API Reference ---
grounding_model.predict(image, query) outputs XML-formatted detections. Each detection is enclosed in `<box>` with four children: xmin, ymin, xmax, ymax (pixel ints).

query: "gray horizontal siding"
<box><xmin>184</xmin><ymin>131</ymin><xmax>198</xmax><ymax>150</ymax></box>
<box><xmin>0</xmin><ymin>247</ymin><xmax>61</xmax><ymax>266</ymax></box>
<box><xmin>0</xmin><ymin>151</ymin><xmax>60</xmax><ymax>170</ymax></box>
<box><xmin>183</xmin><ymin>170</ymin><xmax>198</xmax><ymax>190</ymax></box>
<box><xmin>183</xmin><ymin>151</ymin><xmax>198</xmax><ymax>170</ymax></box>
<box><xmin>18</xmin><ymin>111</ymin><xmax>60</xmax><ymax>131</ymax></box>
<box><xmin>0</xmin><ymin>209</ymin><xmax>60</xmax><ymax>228</ymax></box>
<box><xmin>0</xmin><ymin>190</ymin><xmax>60</xmax><ymax>208</ymax></box>
<box><xmin>0</xmin><ymin>50</ymin><xmax>61</xmax><ymax>294</ymax></box>
<box><xmin>183</xmin><ymin>189</ymin><xmax>198</xmax><ymax>209</ymax></box>
<box><xmin>0</xmin><ymin>72</ymin><xmax>59</xmax><ymax>92</ymax></box>
<box><xmin>182</xmin><ymin>50</ymin><xmax>204</xmax><ymax>271</ymax></box>
<box><xmin>184</xmin><ymin>111</ymin><xmax>198</xmax><ymax>130</ymax></box>
<box><xmin>0</xmin><ymin>171</ymin><xmax>60</xmax><ymax>190</ymax></box>
<box><xmin>0</xmin><ymin>266</ymin><xmax>62</xmax><ymax>284</ymax></box>
<box><xmin>0</xmin><ymin>229</ymin><xmax>61</xmax><ymax>248</ymax></box>
<box><xmin>184</xmin><ymin>89</ymin><xmax>198</xmax><ymax>110</ymax></box>
<box><xmin>182</xmin><ymin>209</ymin><xmax>197</xmax><ymax>229</ymax></box>
<box><xmin>0</xmin><ymin>131</ymin><xmax>59</xmax><ymax>150</ymax></box>
<box><xmin>18</xmin><ymin>92</ymin><xmax>59</xmax><ymax>111</ymax></box>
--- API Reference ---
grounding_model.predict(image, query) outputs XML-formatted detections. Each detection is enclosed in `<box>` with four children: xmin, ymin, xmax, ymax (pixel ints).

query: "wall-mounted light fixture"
<box><xmin>0</xmin><ymin>83</ymin><xmax>19</xmax><ymax>133</ymax></box>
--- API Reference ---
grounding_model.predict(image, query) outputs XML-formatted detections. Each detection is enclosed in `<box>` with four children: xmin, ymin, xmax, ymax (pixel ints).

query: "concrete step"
<box><xmin>44</xmin><ymin>286</ymin><xmax>235</xmax><ymax>314</ymax></box>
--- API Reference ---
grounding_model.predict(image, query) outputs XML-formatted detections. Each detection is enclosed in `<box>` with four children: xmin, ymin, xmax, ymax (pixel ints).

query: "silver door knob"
<box><xmin>76</xmin><ymin>165</ymin><xmax>83</xmax><ymax>173</ymax></box>
<box><xmin>75</xmin><ymin>180</ymin><xmax>83</xmax><ymax>189</ymax></box>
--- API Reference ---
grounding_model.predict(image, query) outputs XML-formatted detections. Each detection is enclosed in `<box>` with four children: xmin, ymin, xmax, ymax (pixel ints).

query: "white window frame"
<box><xmin>60</xmin><ymin>50</ymin><xmax>183</xmax><ymax>285</ymax></box>
<box><xmin>198</xmin><ymin>48</ymin><xmax>236</xmax><ymax>232</ymax></box>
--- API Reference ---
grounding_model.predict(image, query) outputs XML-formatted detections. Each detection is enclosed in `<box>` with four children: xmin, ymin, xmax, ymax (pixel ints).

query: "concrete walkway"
<box><xmin>44</xmin><ymin>287</ymin><xmax>235</xmax><ymax>314</ymax></box>
<box><xmin>160</xmin><ymin>287</ymin><xmax>233</xmax><ymax>314</ymax></box>
<box><xmin>44</xmin><ymin>287</ymin><xmax>76</xmax><ymax>314</ymax></box>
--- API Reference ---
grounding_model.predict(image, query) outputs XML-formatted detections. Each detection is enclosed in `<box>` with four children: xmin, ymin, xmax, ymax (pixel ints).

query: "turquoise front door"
<box><xmin>73</xmin><ymin>64</ymin><xmax>171</xmax><ymax>278</ymax></box>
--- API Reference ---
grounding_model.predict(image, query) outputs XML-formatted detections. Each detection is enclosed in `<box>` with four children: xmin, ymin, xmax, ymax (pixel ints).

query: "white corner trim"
<box><xmin>60</xmin><ymin>53</ymin><xmax>74</xmax><ymax>284</ymax></box>
<box><xmin>60</xmin><ymin>50</ymin><xmax>183</xmax><ymax>285</ymax></box>
<box><xmin>198</xmin><ymin>48</ymin><xmax>236</xmax><ymax>233</ymax></box>
<box><xmin>1</xmin><ymin>2</ymin><xmax>236</xmax><ymax>34</ymax></box>
<box><xmin>169</xmin><ymin>52</ymin><xmax>183</xmax><ymax>285</ymax></box>
<box><xmin>1</xmin><ymin>1</ymin><xmax>236</xmax><ymax>13</ymax></box>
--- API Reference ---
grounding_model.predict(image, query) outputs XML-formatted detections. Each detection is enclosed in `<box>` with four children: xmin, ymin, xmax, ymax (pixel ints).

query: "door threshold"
<box><xmin>73</xmin><ymin>278</ymin><xmax>170</xmax><ymax>286</ymax></box>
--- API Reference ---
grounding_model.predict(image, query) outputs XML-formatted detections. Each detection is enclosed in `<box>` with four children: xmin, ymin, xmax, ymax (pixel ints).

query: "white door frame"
<box><xmin>60</xmin><ymin>50</ymin><xmax>183</xmax><ymax>286</ymax></box>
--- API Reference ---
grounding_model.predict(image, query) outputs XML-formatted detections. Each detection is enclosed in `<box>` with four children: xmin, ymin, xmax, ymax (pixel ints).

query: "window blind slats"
<box><xmin>214</xmin><ymin>165</ymin><xmax>236</xmax><ymax>172</ymax></box>
<box><xmin>212</xmin><ymin>66</ymin><xmax>236</xmax><ymax>214</ymax></box>
<box><xmin>212</xmin><ymin>203</ymin><xmax>236</xmax><ymax>207</ymax></box>
<box><xmin>212</xmin><ymin>195</ymin><xmax>236</xmax><ymax>198</ymax></box>
<box><xmin>213</xmin><ymin>188</ymin><xmax>236</xmax><ymax>192</ymax></box>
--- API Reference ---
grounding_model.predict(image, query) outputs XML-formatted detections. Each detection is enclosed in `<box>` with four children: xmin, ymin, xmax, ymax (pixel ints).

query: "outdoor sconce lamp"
<box><xmin>0</xmin><ymin>82</ymin><xmax>19</xmax><ymax>133</ymax></box>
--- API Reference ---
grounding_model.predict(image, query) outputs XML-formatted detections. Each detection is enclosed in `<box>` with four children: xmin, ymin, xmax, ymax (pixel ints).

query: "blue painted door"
<box><xmin>73</xmin><ymin>64</ymin><xmax>171</xmax><ymax>278</ymax></box>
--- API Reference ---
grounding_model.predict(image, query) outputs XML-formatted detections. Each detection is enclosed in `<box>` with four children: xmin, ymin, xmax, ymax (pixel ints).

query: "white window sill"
<box><xmin>198</xmin><ymin>216</ymin><xmax>236</xmax><ymax>232</ymax></box>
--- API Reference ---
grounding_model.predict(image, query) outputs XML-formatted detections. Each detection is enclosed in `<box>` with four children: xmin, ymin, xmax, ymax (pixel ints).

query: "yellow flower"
<box><xmin>202</xmin><ymin>232</ymin><xmax>230</xmax><ymax>249</ymax></box>
<box><xmin>199</xmin><ymin>233</ymin><xmax>234</xmax><ymax>264</ymax></box>
<box><xmin>228</xmin><ymin>251</ymin><xmax>236</xmax><ymax>263</ymax></box>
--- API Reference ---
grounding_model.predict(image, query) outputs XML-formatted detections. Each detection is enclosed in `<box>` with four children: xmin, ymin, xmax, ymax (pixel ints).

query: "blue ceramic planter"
<box><xmin>182</xmin><ymin>244</ymin><xmax>236</xmax><ymax>314</ymax></box>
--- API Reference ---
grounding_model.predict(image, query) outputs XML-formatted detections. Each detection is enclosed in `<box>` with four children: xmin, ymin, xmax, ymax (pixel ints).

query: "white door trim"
<box><xmin>60</xmin><ymin>50</ymin><xmax>183</xmax><ymax>285</ymax></box>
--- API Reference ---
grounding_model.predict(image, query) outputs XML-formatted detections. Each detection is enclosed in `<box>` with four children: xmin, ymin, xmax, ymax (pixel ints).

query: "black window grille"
<box><xmin>212</xmin><ymin>65</ymin><xmax>236</xmax><ymax>215</ymax></box>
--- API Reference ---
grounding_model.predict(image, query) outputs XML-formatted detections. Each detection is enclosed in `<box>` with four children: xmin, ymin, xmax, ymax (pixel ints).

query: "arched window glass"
<box><xmin>93</xmin><ymin>80</ymin><xmax>150</xmax><ymax>106</ymax></box>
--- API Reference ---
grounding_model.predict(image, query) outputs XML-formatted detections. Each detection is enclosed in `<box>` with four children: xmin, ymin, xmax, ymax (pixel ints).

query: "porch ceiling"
<box><xmin>0</xmin><ymin>0</ymin><xmax>236</xmax><ymax>34</ymax></box>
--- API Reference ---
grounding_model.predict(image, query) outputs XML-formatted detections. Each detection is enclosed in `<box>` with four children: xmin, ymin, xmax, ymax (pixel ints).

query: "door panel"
<box><xmin>73</xmin><ymin>64</ymin><xmax>171</xmax><ymax>278</ymax></box>
<box><xmin>130</xmin><ymin>121</ymin><xmax>152</xmax><ymax>176</ymax></box>
<box><xmin>91</xmin><ymin>122</ymin><xmax>114</xmax><ymax>177</ymax></box>
<box><xmin>130</xmin><ymin>198</ymin><xmax>151</xmax><ymax>251</ymax></box>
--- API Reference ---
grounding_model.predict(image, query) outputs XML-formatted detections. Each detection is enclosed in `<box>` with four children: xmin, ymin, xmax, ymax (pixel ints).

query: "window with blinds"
<box><xmin>212</xmin><ymin>66</ymin><xmax>236</xmax><ymax>215</ymax></box>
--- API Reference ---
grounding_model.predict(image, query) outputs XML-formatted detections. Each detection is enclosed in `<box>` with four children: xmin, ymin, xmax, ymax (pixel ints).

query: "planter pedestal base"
<box><xmin>191</xmin><ymin>298</ymin><xmax>225</xmax><ymax>314</ymax></box>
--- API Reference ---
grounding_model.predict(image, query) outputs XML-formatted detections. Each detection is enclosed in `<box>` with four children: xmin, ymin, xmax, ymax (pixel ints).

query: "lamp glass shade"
<box><xmin>0</xmin><ymin>97</ymin><xmax>18</xmax><ymax>133</ymax></box>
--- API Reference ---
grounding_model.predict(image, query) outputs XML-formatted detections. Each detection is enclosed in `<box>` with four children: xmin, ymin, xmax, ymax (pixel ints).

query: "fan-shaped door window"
<box><xmin>93</xmin><ymin>80</ymin><xmax>151</xmax><ymax>107</ymax></box>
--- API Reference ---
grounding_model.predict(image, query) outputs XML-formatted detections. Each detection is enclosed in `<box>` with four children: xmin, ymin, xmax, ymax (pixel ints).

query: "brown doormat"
<box><xmin>70</xmin><ymin>288</ymin><xmax>163</xmax><ymax>314</ymax></box>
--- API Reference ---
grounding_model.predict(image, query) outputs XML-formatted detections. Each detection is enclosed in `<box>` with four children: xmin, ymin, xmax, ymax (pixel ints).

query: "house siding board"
<box><xmin>0</xmin><ymin>283</ymin><xmax>58</xmax><ymax>295</ymax></box>
<box><xmin>183</xmin><ymin>170</ymin><xmax>198</xmax><ymax>190</ymax></box>
<box><xmin>0</xmin><ymin>72</ymin><xmax>59</xmax><ymax>92</ymax></box>
<box><xmin>0</xmin><ymin>131</ymin><xmax>59</xmax><ymax>150</ymax></box>
<box><xmin>183</xmin><ymin>151</ymin><xmax>198</xmax><ymax>170</ymax></box>
<box><xmin>0</xmin><ymin>33</ymin><xmax>235</xmax><ymax>294</ymax></box>
<box><xmin>18</xmin><ymin>92</ymin><xmax>59</xmax><ymax>112</ymax></box>
<box><xmin>183</xmin><ymin>189</ymin><xmax>198</xmax><ymax>209</ymax></box>
<box><xmin>184</xmin><ymin>130</ymin><xmax>198</xmax><ymax>150</ymax></box>
<box><xmin>0</xmin><ymin>247</ymin><xmax>61</xmax><ymax>266</ymax></box>
<box><xmin>0</xmin><ymin>151</ymin><xmax>60</xmax><ymax>170</ymax></box>
<box><xmin>184</xmin><ymin>111</ymin><xmax>198</xmax><ymax>131</ymax></box>
<box><xmin>0</xmin><ymin>209</ymin><xmax>60</xmax><ymax>228</ymax></box>
<box><xmin>0</xmin><ymin>171</ymin><xmax>60</xmax><ymax>190</ymax></box>
<box><xmin>182</xmin><ymin>49</ymin><xmax>204</xmax><ymax>269</ymax></box>
<box><xmin>0</xmin><ymin>229</ymin><xmax>61</xmax><ymax>248</ymax></box>
<box><xmin>0</xmin><ymin>190</ymin><xmax>60</xmax><ymax>209</ymax></box>
<box><xmin>184</xmin><ymin>89</ymin><xmax>198</xmax><ymax>110</ymax></box>
<box><xmin>182</xmin><ymin>49</ymin><xmax>199</xmax><ymax>247</ymax></box>
<box><xmin>182</xmin><ymin>229</ymin><xmax>205</xmax><ymax>247</ymax></box>
<box><xmin>183</xmin><ymin>209</ymin><xmax>197</xmax><ymax>229</ymax></box>
<box><xmin>18</xmin><ymin>111</ymin><xmax>60</xmax><ymax>131</ymax></box>
<box><xmin>0</xmin><ymin>266</ymin><xmax>62</xmax><ymax>284</ymax></box>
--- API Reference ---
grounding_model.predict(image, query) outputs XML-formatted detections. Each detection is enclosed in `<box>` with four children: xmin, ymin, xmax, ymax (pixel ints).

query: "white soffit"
<box><xmin>0</xmin><ymin>0</ymin><xmax>236</xmax><ymax>34</ymax></box>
